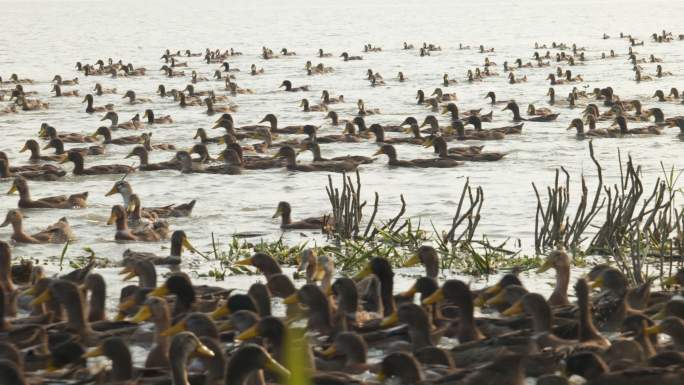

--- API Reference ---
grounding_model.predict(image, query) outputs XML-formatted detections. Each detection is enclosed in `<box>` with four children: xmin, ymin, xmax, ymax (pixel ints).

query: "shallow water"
<box><xmin>1</xmin><ymin>0</ymin><xmax>684</xmax><ymax>320</ymax></box>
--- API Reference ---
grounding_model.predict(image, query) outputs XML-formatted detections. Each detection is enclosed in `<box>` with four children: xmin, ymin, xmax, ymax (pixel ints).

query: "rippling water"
<box><xmin>1</xmin><ymin>0</ymin><xmax>684</xmax><ymax>316</ymax></box>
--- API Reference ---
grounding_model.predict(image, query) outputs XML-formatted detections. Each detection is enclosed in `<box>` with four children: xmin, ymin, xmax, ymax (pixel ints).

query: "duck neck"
<box><xmin>311</xmin><ymin>144</ymin><xmax>324</xmax><ymax>161</ymax></box>
<box><xmin>374</xmin><ymin>128</ymin><xmax>385</xmax><ymax>143</ymax></box>
<box><xmin>138</xmin><ymin>149</ymin><xmax>150</xmax><ymax>165</ymax></box>
<box><xmin>146</xmin><ymin>111</ymin><xmax>154</xmax><ymax>123</ymax></box>
<box><xmin>578</xmin><ymin>287</ymin><xmax>602</xmax><ymax>342</ymax></box>
<box><xmin>280</xmin><ymin>208</ymin><xmax>292</xmax><ymax>226</ymax></box>
<box><xmin>111</xmin><ymin>348</ymin><xmax>133</xmax><ymax>382</ymax></box>
<box><xmin>531</xmin><ymin>303</ymin><xmax>553</xmax><ymax>333</ymax></box>
<box><xmin>380</xmin><ymin>275</ymin><xmax>395</xmax><ymax>317</ymax></box>
<box><xmin>87</xmin><ymin>280</ymin><xmax>106</xmax><ymax>322</ymax></box>
<box><xmin>549</xmin><ymin>264</ymin><xmax>570</xmax><ymax>306</ymax></box>
<box><xmin>436</xmin><ymin>142</ymin><xmax>448</xmax><ymax>158</ymax></box>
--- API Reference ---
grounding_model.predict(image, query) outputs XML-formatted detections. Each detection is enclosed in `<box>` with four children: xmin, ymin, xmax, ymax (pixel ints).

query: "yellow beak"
<box><xmin>283</xmin><ymin>292</ymin><xmax>300</xmax><ymax>305</ymax></box>
<box><xmin>422</xmin><ymin>288</ymin><xmax>444</xmax><ymax>305</ymax></box>
<box><xmin>236</xmin><ymin>324</ymin><xmax>259</xmax><ymax>341</ymax></box>
<box><xmin>353</xmin><ymin>264</ymin><xmax>372</xmax><ymax>281</ymax></box>
<box><xmin>19</xmin><ymin>145</ymin><xmax>28</xmax><ymax>153</ymax></box>
<box><xmin>536</xmin><ymin>259</ymin><xmax>553</xmax><ymax>273</ymax></box>
<box><xmin>403</xmin><ymin>254</ymin><xmax>421</xmax><ymax>267</ymax></box>
<box><xmin>6</xmin><ymin>185</ymin><xmax>17</xmax><ymax>195</ymax></box>
<box><xmin>105</xmin><ymin>185</ymin><xmax>118</xmax><ymax>197</ymax></box>
<box><xmin>380</xmin><ymin>312</ymin><xmax>399</xmax><ymax>328</ymax></box>
<box><xmin>194</xmin><ymin>343</ymin><xmax>215</xmax><ymax>358</ymax></box>
<box><xmin>590</xmin><ymin>277</ymin><xmax>604</xmax><ymax>289</ymax></box>
<box><xmin>30</xmin><ymin>290</ymin><xmax>52</xmax><ymax>306</ymax></box>
<box><xmin>82</xmin><ymin>346</ymin><xmax>104</xmax><ymax>359</ymax></box>
<box><xmin>265</xmin><ymin>355</ymin><xmax>291</xmax><ymax>379</ymax></box>
<box><xmin>502</xmin><ymin>300</ymin><xmax>524</xmax><ymax>316</ymax></box>
<box><xmin>106</xmin><ymin>212</ymin><xmax>117</xmax><ymax>226</ymax></box>
<box><xmin>130</xmin><ymin>304</ymin><xmax>152</xmax><ymax>323</ymax></box>
<box><xmin>161</xmin><ymin>320</ymin><xmax>186</xmax><ymax>337</ymax></box>
<box><xmin>372</xmin><ymin>149</ymin><xmax>383</xmax><ymax>157</ymax></box>
<box><xmin>484</xmin><ymin>283</ymin><xmax>502</xmax><ymax>295</ymax></box>
<box><xmin>485</xmin><ymin>290</ymin><xmax>507</xmax><ymax>306</ymax></box>
<box><xmin>645</xmin><ymin>324</ymin><xmax>661</xmax><ymax>335</ymax></box>
<box><xmin>149</xmin><ymin>285</ymin><xmax>170</xmax><ymax>297</ymax></box>
<box><xmin>320</xmin><ymin>344</ymin><xmax>337</xmax><ymax>358</ymax></box>
<box><xmin>210</xmin><ymin>305</ymin><xmax>230</xmax><ymax>320</ymax></box>
<box><xmin>234</xmin><ymin>257</ymin><xmax>254</xmax><ymax>266</ymax></box>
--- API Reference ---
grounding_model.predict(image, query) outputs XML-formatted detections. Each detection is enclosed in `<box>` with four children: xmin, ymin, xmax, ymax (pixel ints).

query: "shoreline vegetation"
<box><xmin>35</xmin><ymin>141</ymin><xmax>683</xmax><ymax>286</ymax></box>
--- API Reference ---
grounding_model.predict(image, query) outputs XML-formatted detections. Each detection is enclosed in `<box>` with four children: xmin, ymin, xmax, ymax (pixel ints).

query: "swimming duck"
<box><xmin>441</xmin><ymin>102</ymin><xmax>492</xmax><ymax>122</ymax></box>
<box><xmin>527</xmin><ymin>104</ymin><xmax>556</xmax><ymax>117</ymax></box>
<box><xmin>272</xmin><ymin>201</ymin><xmax>332</xmax><ymax>231</ymax></box>
<box><xmin>612</xmin><ymin>115</ymin><xmax>662</xmax><ymax>135</ymax></box>
<box><xmin>50</xmin><ymin>84</ymin><xmax>78</xmax><ymax>97</ymax></box>
<box><xmin>357</xmin><ymin>99</ymin><xmax>380</xmax><ymax>115</ymax></box>
<box><xmin>273</xmin><ymin>146</ymin><xmax>358</xmax><ymax>172</ymax></box>
<box><xmin>205</xmin><ymin>97</ymin><xmax>236</xmax><ymax>114</ymax></box>
<box><xmin>122</xmin><ymin>90</ymin><xmax>151</xmax><ymax>104</ymax></box>
<box><xmin>432</xmin><ymin>88</ymin><xmax>457</xmax><ymax>102</ymax></box>
<box><xmin>280</xmin><ymin>80</ymin><xmax>309</xmax><ymax>92</ymax></box>
<box><xmin>484</xmin><ymin>91</ymin><xmax>509</xmax><ymax>105</ymax></box>
<box><xmin>503</xmin><ymin>101</ymin><xmax>558</xmax><ymax>122</ymax></box>
<box><xmin>184</xmin><ymin>84</ymin><xmax>212</xmax><ymax>97</ymax></box>
<box><xmin>451</xmin><ymin>120</ymin><xmax>505</xmax><ymax>140</ymax></box>
<box><xmin>61</xmin><ymin>151</ymin><xmax>135</xmax><ymax>175</ymax></box>
<box><xmin>19</xmin><ymin>139</ymin><xmax>64</xmax><ymax>162</ymax></box>
<box><xmin>100</xmin><ymin>111</ymin><xmax>142</xmax><ymax>130</ymax></box>
<box><xmin>122</xmin><ymin>230</ymin><xmax>197</xmax><ymax>268</ymax></box>
<box><xmin>93</xmin><ymin>83</ymin><xmax>116</xmax><ymax>96</ymax></box>
<box><xmin>373</xmin><ymin>144</ymin><xmax>461</xmax><ymax>168</ymax></box>
<box><xmin>125</xmin><ymin>146</ymin><xmax>180</xmax><ymax>171</ymax></box>
<box><xmin>82</xmin><ymin>94</ymin><xmax>110</xmax><ymax>113</ymax></box>
<box><xmin>107</xmin><ymin>205</ymin><xmax>168</xmax><ymax>241</ymax></box>
<box><xmin>566</xmin><ymin>351</ymin><xmax>684</xmax><ymax>385</ymax></box>
<box><xmin>42</xmin><ymin>138</ymin><xmax>105</xmax><ymax>157</ymax></box>
<box><xmin>105</xmin><ymin>180</ymin><xmax>195</xmax><ymax>218</ymax></box>
<box><xmin>143</xmin><ymin>109</ymin><xmax>173</xmax><ymax>124</ymax></box>
<box><xmin>92</xmin><ymin>126</ymin><xmax>143</xmax><ymax>145</ymax></box>
<box><xmin>0</xmin><ymin>159</ymin><xmax>65</xmax><ymax>181</ymax></box>
<box><xmin>321</xmin><ymin>90</ymin><xmax>343</xmax><ymax>104</ymax></box>
<box><xmin>299</xmin><ymin>141</ymin><xmax>373</xmax><ymax>164</ymax></box>
<box><xmin>424</xmin><ymin>279</ymin><xmax>485</xmax><ymax>342</ymax></box>
<box><xmin>39</xmin><ymin>123</ymin><xmax>98</xmax><ymax>144</ymax></box>
<box><xmin>301</xmin><ymin>98</ymin><xmax>328</xmax><ymax>112</ymax></box>
<box><xmin>0</xmin><ymin>209</ymin><xmax>72</xmax><ymax>244</ymax></box>
<box><xmin>140</xmin><ymin>132</ymin><xmax>175</xmax><ymax>151</ymax></box>
<box><xmin>464</xmin><ymin>115</ymin><xmax>523</xmax><ymax>135</ymax></box>
<box><xmin>195</xmin><ymin>127</ymin><xmax>223</xmax><ymax>144</ymax></box>
<box><xmin>341</xmin><ymin>52</ymin><xmax>362</xmax><ymax>61</ymax></box>
<box><xmin>508</xmin><ymin>72</ymin><xmax>527</xmax><ymax>84</ymax></box>
<box><xmin>369</xmin><ymin>124</ymin><xmax>423</xmax><ymax>145</ymax></box>
<box><xmin>568</xmin><ymin>118</ymin><xmax>612</xmax><ymax>139</ymax></box>
<box><xmin>301</xmin><ymin>124</ymin><xmax>360</xmax><ymax>143</ymax></box>
<box><xmin>7</xmin><ymin>176</ymin><xmax>87</xmax><ymax>209</ymax></box>
<box><xmin>424</xmin><ymin>136</ymin><xmax>505</xmax><ymax>161</ymax></box>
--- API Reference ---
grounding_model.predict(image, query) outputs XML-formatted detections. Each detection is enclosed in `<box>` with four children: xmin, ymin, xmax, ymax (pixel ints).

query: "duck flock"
<box><xmin>1</xmin><ymin>28</ymin><xmax>684</xmax><ymax>385</ymax></box>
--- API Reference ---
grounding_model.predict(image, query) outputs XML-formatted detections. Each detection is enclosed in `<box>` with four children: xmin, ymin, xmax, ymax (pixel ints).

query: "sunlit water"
<box><xmin>1</xmin><ymin>0</ymin><xmax>683</xmax><ymax>329</ymax></box>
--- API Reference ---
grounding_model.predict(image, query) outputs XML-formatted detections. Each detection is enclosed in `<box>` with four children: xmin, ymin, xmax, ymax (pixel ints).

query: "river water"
<box><xmin>1</xmin><ymin>0</ymin><xmax>683</xmax><ymax>322</ymax></box>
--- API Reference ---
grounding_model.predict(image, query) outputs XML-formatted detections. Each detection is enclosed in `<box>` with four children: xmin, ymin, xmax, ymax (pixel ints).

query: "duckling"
<box><xmin>19</xmin><ymin>139</ymin><xmax>65</xmax><ymax>162</ymax></box>
<box><xmin>373</xmin><ymin>144</ymin><xmax>461</xmax><ymax>168</ymax></box>
<box><xmin>7</xmin><ymin>176</ymin><xmax>87</xmax><ymax>209</ymax></box>
<box><xmin>50</xmin><ymin>84</ymin><xmax>78</xmax><ymax>97</ymax></box>
<box><xmin>301</xmin><ymin>98</ymin><xmax>328</xmax><ymax>112</ymax></box>
<box><xmin>274</xmin><ymin>146</ymin><xmax>358</xmax><ymax>172</ymax></box>
<box><xmin>92</xmin><ymin>126</ymin><xmax>143</xmax><ymax>145</ymax></box>
<box><xmin>100</xmin><ymin>111</ymin><xmax>142</xmax><ymax>130</ymax></box>
<box><xmin>142</xmin><ymin>109</ymin><xmax>173</xmax><ymax>124</ymax></box>
<box><xmin>61</xmin><ymin>151</ymin><xmax>135</xmax><ymax>175</ymax></box>
<box><xmin>340</xmin><ymin>52</ymin><xmax>363</xmax><ymax>61</ymax></box>
<box><xmin>0</xmin><ymin>210</ymin><xmax>72</xmax><ymax>244</ymax></box>
<box><xmin>107</xmin><ymin>205</ymin><xmax>168</xmax><ymax>241</ymax></box>
<box><xmin>82</xmin><ymin>94</ymin><xmax>109</xmax><ymax>113</ymax></box>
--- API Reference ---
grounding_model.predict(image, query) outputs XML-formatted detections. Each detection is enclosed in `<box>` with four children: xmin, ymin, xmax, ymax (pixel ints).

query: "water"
<box><xmin>1</xmin><ymin>0</ymin><xmax>684</xmax><ymax>318</ymax></box>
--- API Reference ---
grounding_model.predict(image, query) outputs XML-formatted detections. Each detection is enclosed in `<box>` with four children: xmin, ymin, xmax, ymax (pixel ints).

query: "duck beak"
<box><xmin>182</xmin><ymin>238</ymin><xmax>197</xmax><ymax>254</ymax></box>
<box><xmin>353</xmin><ymin>264</ymin><xmax>373</xmax><ymax>281</ymax></box>
<box><xmin>590</xmin><ymin>277</ymin><xmax>604</xmax><ymax>289</ymax></box>
<box><xmin>652</xmin><ymin>308</ymin><xmax>666</xmax><ymax>320</ymax></box>
<box><xmin>320</xmin><ymin>344</ymin><xmax>337</xmax><ymax>358</ymax></box>
<box><xmin>119</xmin><ymin>266</ymin><xmax>137</xmax><ymax>281</ymax></box>
<box><xmin>19</xmin><ymin>145</ymin><xmax>28</xmax><ymax>153</ymax></box>
<box><xmin>106</xmin><ymin>212</ymin><xmax>117</xmax><ymax>225</ymax></box>
<box><xmin>41</xmin><ymin>143</ymin><xmax>51</xmax><ymax>150</ymax></box>
<box><xmin>536</xmin><ymin>258</ymin><xmax>554</xmax><ymax>273</ymax></box>
<box><xmin>210</xmin><ymin>305</ymin><xmax>230</xmax><ymax>320</ymax></box>
<box><xmin>105</xmin><ymin>186</ymin><xmax>118</xmax><ymax>197</ymax></box>
<box><xmin>645</xmin><ymin>324</ymin><xmax>661</xmax><ymax>335</ymax></box>
<box><xmin>422</xmin><ymin>138</ymin><xmax>433</xmax><ymax>148</ymax></box>
<box><xmin>502</xmin><ymin>300</ymin><xmax>524</xmax><ymax>316</ymax></box>
<box><xmin>130</xmin><ymin>305</ymin><xmax>152</xmax><ymax>323</ymax></box>
<box><xmin>398</xmin><ymin>284</ymin><xmax>417</xmax><ymax>298</ymax></box>
<box><xmin>403</xmin><ymin>254</ymin><xmax>421</xmax><ymax>267</ymax></box>
<box><xmin>82</xmin><ymin>346</ymin><xmax>104</xmax><ymax>359</ymax></box>
<box><xmin>234</xmin><ymin>257</ymin><xmax>254</xmax><ymax>266</ymax></box>
<box><xmin>441</xmin><ymin>106</ymin><xmax>449</xmax><ymax>115</ymax></box>
<box><xmin>194</xmin><ymin>343</ymin><xmax>215</xmax><ymax>358</ymax></box>
<box><xmin>272</xmin><ymin>208</ymin><xmax>282</xmax><ymax>218</ymax></box>
<box><xmin>264</xmin><ymin>355</ymin><xmax>291</xmax><ymax>379</ymax></box>
<box><xmin>422</xmin><ymin>288</ymin><xmax>444</xmax><ymax>305</ymax></box>
<box><xmin>143</xmin><ymin>111</ymin><xmax>148</xmax><ymax>118</ymax></box>
<box><xmin>118</xmin><ymin>297</ymin><xmax>137</xmax><ymax>311</ymax></box>
<box><xmin>6</xmin><ymin>184</ymin><xmax>17</xmax><ymax>195</ymax></box>
<box><xmin>485</xmin><ymin>290</ymin><xmax>507</xmax><ymax>306</ymax></box>
<box><xmin>484</xmin><ymin>283</ymin><xmax>502</xmax><ymax>295</ymax></box>
<box><xmin>149</xmin><ymin>285</ymin><xmax>170</xmax><ymax>297</ymax></box>
<box><xmin>376</xmin><ymin>371</ymin><xmax>386</xmax><ymax>382</ymax></box>
<box><xmin>313</xmin><ymin>265</ymin><xmax>326</xmax><ymax>282</ymax></box>
<box><xmin>161</xmin><ymin>320</ymin><xmax>187</xmax><ymax>337</ymax></box>
<box><xmin>380</xmin><ymin>311</ymin><xmax>399</xmax><ymax>328</ymax></box>
<box><xmin>30</xmin><ymin>290</ymin><xmax>52</xmax><ymax>306</ymax></box>
<box><xmin>283</xmin><ymin>292</ymin><xmax>300</xmax><ymax>305</ymax></box>
<box><xmin>114</xmin><ymin>312</ymin><xmax>127</xmax><ymax>321</ymax></box>
<box><xmin>372</xmin><ymin>149</ymin><xmax>383</xmax><ymax>157</ymax></box>
<box><xmin>236</xmin><ymin>324</ymin><xmax>259</xmax><ymax>341</ymax></box>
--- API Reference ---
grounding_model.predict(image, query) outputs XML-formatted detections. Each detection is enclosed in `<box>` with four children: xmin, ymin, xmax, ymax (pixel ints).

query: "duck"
<box><xmin>52</xmin><ymin>75</ymin><xmax>78</xmax><ymax>85</ymax></box>
<box><xmin>340</xmin><ymin>52</ymin><xmax>363</xmax><ymax>61</ymax></box>
<box><xmin>301</xmin><ymin>98</ymin><xmax>328</xmax><ymax>112</ymax></box>
<box><xmin>195</xmin><ymin>127</ymin><xmax>223</xmax><ymax>143</ymax></box>
<box><xmin>321</xmin><ymin>90</ymin><xmax>344</xmax><ymax>104</ymax></box>
<box><xmin>280</xmin><ymin>80</ymin><xmax>309</xmax><ymax>92</ymax></box>
<box><xmin>19</xmin><ymin>139</ymin><xmax>65</xmax><ymax>162</ymax></box>
<box><xmin>432</xmin><ymin>88</ymin><xmax>457</xmax><ymax>102</ymax></box>
<box><xmin>125</xmin><ymin>146</ymin><xmax>180</xmax><ymax>171</ymax></box>
<box><xmin>527</xmin><ymin>104</ymin><xmax>556</xmax><ymax>117</ymax></box>
<box><xmin>42</xmin><ymin>138</ymin><xmax>105</xmax><ymax>157</ymax></box>
<box><xmin>424</xmin><ymin>136</ymin><xmax>505</xmax><ymax>161</ymax></box>
<box><xmin>205</xmin><ymin>97</ymin><xmax>236</xmax><ymax>114</ymax></box>
<box><xmin>373</xmin><ymin>144</ymin><xmax>461</xmax><ymax>168</ymax></box>
<box><xmin>121</xmin><ymin>90</ymin><xmax>150</xmax><ymax>104</ymax></box>
<box><xmin>503</xmin><ymin>101</ymin><xmax>558</xmax><ymax>122</ymax></box>
<box><xmin>568</xmin><ymin>118</ymin><xmax>613</xmax><ymax>138</ymax></box>
<box><xmin>107</xmin><ymin>204</ymin><xmax>168</xmax><ymax>241</ymax></box>
<box><xmin>39</xmin><ymin>123</ymin><xmax>98</xmax><ymax>143</ymax></box>
<box><xmin>7</xmin><ymin>176</ymin><xmax>87</xmax><ymax>209</ymax></box>
<box><xmin>273</xmin><ymin>146</ymin><xmax>358</xmax><ymax>172</ymax></box>
<box><xmin>122</xmin><ymin>230</ymin><xmax>197</xmax><ymax>268</ymax></box>
<box><xmin>272</xmin><ymin>201</ymin><xmax>332</xmax><ymax>231</ymax></box>
<box><xmin>441</xmin><ymin>102</ymin><xmax>492</xmax><ymax>122</ymax></box>
<box><xmin>442</xmin><ymin>74</ymin><xmax>457</xmax><ymax>86</ymax></box>
<box><xmin>178</xmin><ymin>93</ymin><xmax>203</xmax><ymax>107</ymax></box>
<box><xmin>93</xmin><ymin>83</ymin><xmax>116</xmax><ymax>95</ymax></box>
<box><xmin>508</xmin><ymin>72</ymin><xmax>527</xmax><ymax>84</ymax></box>
<box><xmin>92</xmin><ymin>126</ymin><xmax>143</xmax><ymax>145</ymax></box>
<box><xmin>368</xmin><ymin>124</ymin><xmax>423</xmax><ymax>145</ymax></box>
<box><xmin>0</xmin><ymin>209</ymin><xmax>72</xmax><ymax>244</ymax></box>
<box><xmin>424</xmin><ymin>279</ymin><xmax>485</xmax><ymax>342</ymax></box>
<box><xmin>50</xmin><ymin>84</ymin><xmax>78</xmax><ymax>97</ymax></box>
<box><xmin>451</xmin><ymin>120</ymin><xmax>505</xmax><ymax>140</ymax></box>
<box><xmin>357</xmin><ymin>99</ymin><xmax>380</xmax><ymax>115</ymax></box>
<box><xmin>484</xmin><ymin>91</ymin><xmax>509</xmax><ymax>105</ymax></box>
<box><xmin>82</xmin><ymin>94</ymin><xmax>110</xmax><ymax>113</ymax></box>
<box><xmin>140</xmin><ymin>132</ymin><xmax>176</xmax><ymax>151</ymax></box>
<box><xmin>105</xmin><ymin>180</ymin><xmax>195</xmax><ymax>218</ymax></box>
<box><xmin>257</xmin><ymin>113</ymin><xmax>304</xmax><ymax>134</ymax></box>
<box><xmin>299</xmin><ymin>141</ymin><xmax>374</xmax><ymax>164</ymax></box>
<box><xmin>0</xmin><ymin>159</ymin><xmax>65</xmax><ymax>181</ymax></box>
<box><xmin>464</xmin><ymin>115</ymin><xmax>523</xmax><ymax>135</ymax></box>
<box><xmin>565</xmin><ymin>351</ymin><xmax>684</xmax><ymax>385</ymax></box>
<box><xmin>142</xmin><ymin>109</ymin><xmax>173</xmax><ymax>124</ymax></box>
<box><xmin>301</xmin><ymin>124</ymin><xmax>360</xmax><ymax>143</ymax></box>
<box><xmin>100</xmin><ymin>111</ymin><xmax>142</xmax><ymax>130</ymax></box>
<box><xmin>60</xmin><ymin>151</ymin><xmax>135</xmax><ymax>175</ymax></box>
<box><xmin>612</xmin><ymin>115</ymin><xmax>662</xmax><ymax>135</ymax></box>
